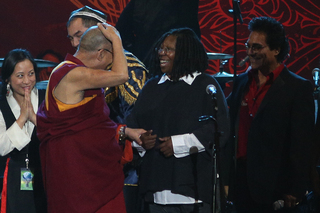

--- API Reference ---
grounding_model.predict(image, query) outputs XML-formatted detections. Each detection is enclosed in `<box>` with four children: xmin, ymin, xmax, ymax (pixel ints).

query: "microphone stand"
<box><xmin>313</xmin><ymin>69</ymin><xmax>320</xmax><ymax>123</ymax></box>
<box><xmin>314</xmin><ymin>82</ymin><xmax>320</xmax><ymax>123</ymax></box>
<box><xmin>199</xmin><ymin>93</ymin><xmax>224</xmax><ymax>213</ymax></box>
<box><xmin>229</xmin><ymin>0</ymin><xmax>243</xmax><ymax>82</ymax></box>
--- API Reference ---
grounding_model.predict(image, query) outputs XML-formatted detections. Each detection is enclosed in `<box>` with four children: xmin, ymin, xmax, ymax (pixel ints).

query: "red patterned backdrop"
<box><xmin>0</xmin><ymin>0</ymin><xmax>319</xmax><ymax>85</ymax></box>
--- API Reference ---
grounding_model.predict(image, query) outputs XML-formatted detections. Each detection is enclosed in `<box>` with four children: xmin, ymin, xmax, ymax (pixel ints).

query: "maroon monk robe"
<box><xmin>36</xmin><ymin>54</ymin><xmax>124</xmax><ymax>213</ymax></box>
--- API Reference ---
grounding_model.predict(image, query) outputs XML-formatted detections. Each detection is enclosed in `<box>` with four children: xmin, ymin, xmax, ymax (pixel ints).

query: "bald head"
<box><xmin>74</xmin><ymin>26</ymin><xmax>113</xmax><ymax>69</ymax></box>
<box><xmin>78</xmin><ymin>26</ymin><xmax>112</xmax><ymax>53</ymax></box>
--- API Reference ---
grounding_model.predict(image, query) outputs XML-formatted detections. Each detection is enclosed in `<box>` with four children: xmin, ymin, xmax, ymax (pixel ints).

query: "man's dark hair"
<box><xmin>148</xmin><ymin>27</ymin><xmax>208</xmax><ymax>82</ymax></box>
<box><xmin>67</xmin><ymin>6</ymin><xmax>107</xmax><ymax>28</ymax></box>
<box><xmin>248</xmin><ymin>16</ymin><xmax>290</xmax><ymax>62</ymax></box>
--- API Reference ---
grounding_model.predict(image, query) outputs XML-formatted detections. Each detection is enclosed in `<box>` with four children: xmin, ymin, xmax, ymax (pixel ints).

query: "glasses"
<box><xmin>156</xmin><ymin>47</ymin><xmax>175</xmax><ymax>54</ymax></box>
<box><xmin>244</xmin><ymin>43</ymin><xmax>266</xmax><ymax>52</ymax></box>
<box><xmin>98</xmin><ymin>48</ymin><xmax>113</xmax><ymax>54</ymax></box>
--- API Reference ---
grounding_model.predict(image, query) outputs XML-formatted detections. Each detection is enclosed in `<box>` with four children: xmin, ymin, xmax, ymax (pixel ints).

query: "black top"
<box><xmin>127</xmin><ymin>73</ymin><xmax>229</xmax><ymax>204</ymax></box>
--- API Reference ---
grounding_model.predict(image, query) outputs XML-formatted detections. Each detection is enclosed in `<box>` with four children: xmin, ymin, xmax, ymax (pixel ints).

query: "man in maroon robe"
<box><xmin>36</xmin><ymin>23</ymin><xmax>144</xmax><ymax>213</ymax></box>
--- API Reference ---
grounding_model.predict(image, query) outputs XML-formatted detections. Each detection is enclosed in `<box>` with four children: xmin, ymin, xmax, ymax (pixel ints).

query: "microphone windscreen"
<box><xmin>312</xmin><ymin>68</ymin><xmax>320</xmax><ymax>74</ymax></box>
<box><xmin>189</xmin><ymin>146</ymin><xmax>198</xmax><ymax>154</ymax></box>
<box><xmin>206</xmin><ymin>84</ymin><xmax>217</xmax><ymax>95</ymax></box>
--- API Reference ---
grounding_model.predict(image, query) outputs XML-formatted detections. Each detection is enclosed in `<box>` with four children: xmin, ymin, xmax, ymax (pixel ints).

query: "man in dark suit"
<box><xmin>224</xmin><ymin>17</ymin><xmax>315</xmax><ymax>212</ymax></box>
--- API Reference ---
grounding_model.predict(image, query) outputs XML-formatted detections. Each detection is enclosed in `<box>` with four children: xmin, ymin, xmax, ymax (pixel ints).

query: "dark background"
<box><xmin>0</xmin><ymin>0</ymin><xmax>319</xmax><ymax>89</ymax></box>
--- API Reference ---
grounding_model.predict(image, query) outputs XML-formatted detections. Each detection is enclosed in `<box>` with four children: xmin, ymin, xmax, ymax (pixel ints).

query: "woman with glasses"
<box><xmin>0</xmin><ymin>49</ymin><xmax>47</xmax><ymax>213</ymax></box>
<box><xmin>126</xmin><ymin>28</ymin><xmax>229</xmax><ymax>213</ymax></box>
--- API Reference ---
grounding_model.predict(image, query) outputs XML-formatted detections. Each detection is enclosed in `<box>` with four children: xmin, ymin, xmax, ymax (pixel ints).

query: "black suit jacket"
<box><xmin>225</xmin><ymin>66</ymin><xmax>315</xmax><ymax>204</ymax></box>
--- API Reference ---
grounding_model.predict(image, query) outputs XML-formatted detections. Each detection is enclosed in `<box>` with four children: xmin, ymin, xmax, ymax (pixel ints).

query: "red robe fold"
<box><xmin>36</xmin><ymin>54</ymin><xmax>124</xmax><ymax>213</ymax></box>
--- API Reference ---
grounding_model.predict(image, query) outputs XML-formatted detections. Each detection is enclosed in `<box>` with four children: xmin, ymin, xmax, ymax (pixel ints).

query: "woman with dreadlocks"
<box><xmin>126</xmin><ymin>27</ymin><xmax>229</xmax><ymax>213</ymax></box>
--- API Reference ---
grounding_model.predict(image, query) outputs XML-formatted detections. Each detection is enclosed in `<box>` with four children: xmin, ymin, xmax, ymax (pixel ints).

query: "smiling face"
<box><xmin>158</xmin><ymin>35</ymin><xmax>177</xmax><ymax>77</ymax></box>
<box><xmin>8</xmin><ymin>59</ymin><xmax>36</xmax><ymax>100</ymax></box>
<box><xmin>246</xmin><ymin>31</ymin><xmax>280</xmax><ymax>74</ymax></box>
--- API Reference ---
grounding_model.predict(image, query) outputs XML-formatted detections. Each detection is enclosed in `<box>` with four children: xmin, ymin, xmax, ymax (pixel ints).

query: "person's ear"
<box><xmin>97</xmin><ymin>49</ymin><xmax>104</xmax><ymax>61</ymax></box>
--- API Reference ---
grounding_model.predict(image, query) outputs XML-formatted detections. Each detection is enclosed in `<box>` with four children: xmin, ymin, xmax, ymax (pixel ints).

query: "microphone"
<box><xmin>206</xmin><ymin>84</ymin><xmax>218</xmax><ymax>111</ymax></box>
<box><xmin>312</xmin><ymin>68</ymin><xmax>320</xmax><ymax>86</ymax></box>
<box><xmin>189</xmin><ymin>146</ymin><xmax>199</xmax><ymax>155</ymax></box>
<box><xmin>206</xmin><ymin>84</ymin><xmax>217</xmax><ymax>95</ymax></box>
<box><xmin>238</xmin><ymin>56</ymin><xmax>249</xmax><ymax>66</ymax></box>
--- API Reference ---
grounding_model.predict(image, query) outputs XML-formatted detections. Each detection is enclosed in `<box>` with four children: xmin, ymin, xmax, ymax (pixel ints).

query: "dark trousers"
<box><xmin>124</xmin><ymin>185</ymin><xmax>143</xmax><ymax>213</ymax></box>
<box><xmin>234</xmin><ymin>159</ymin><xmax>298</xmax><ymax>213</ymax></box>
